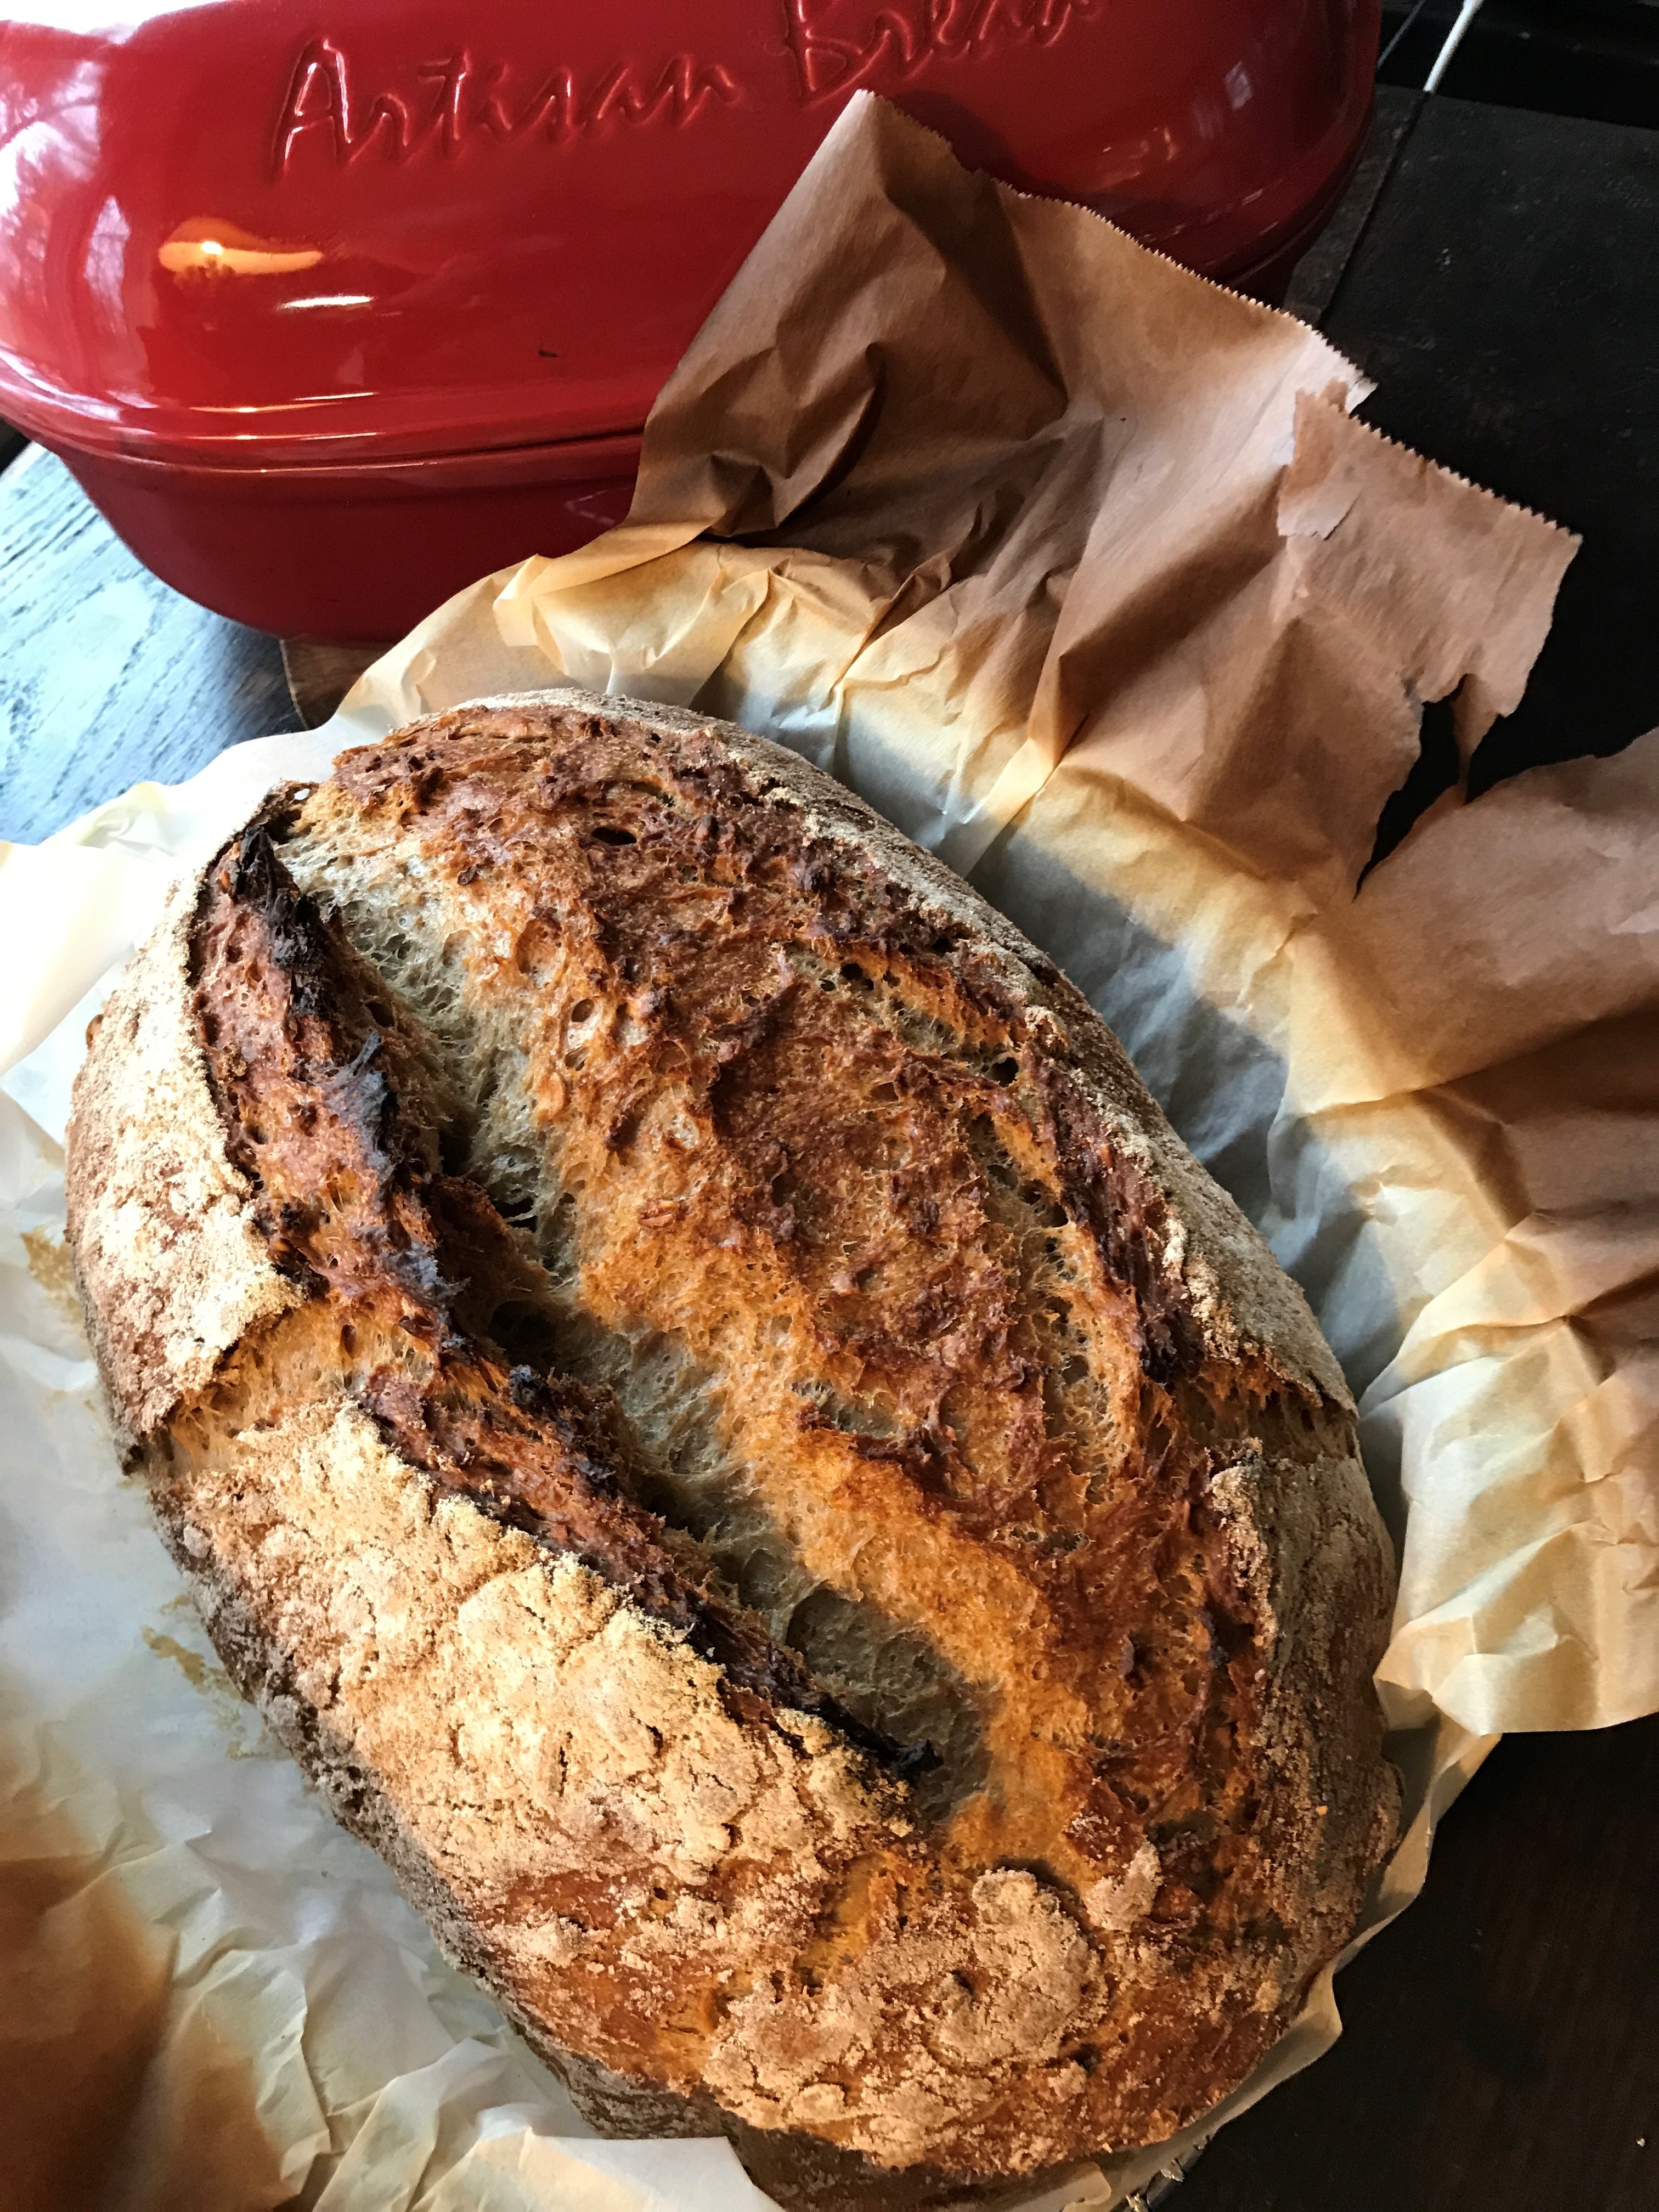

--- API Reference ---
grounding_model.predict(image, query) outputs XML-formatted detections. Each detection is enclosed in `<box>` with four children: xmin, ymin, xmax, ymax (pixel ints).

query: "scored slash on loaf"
<box><xmin>66</xmin><ymin>692</ymin><xmax>1400</xmax><ymax>2208</ymax></box>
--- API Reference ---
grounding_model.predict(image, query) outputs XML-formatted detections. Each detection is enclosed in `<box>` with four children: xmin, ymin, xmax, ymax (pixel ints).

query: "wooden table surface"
<box><xmin>1</xmin><ymin>86</ymin><xmax>1654</xmax><ymax>2212</ymax></box>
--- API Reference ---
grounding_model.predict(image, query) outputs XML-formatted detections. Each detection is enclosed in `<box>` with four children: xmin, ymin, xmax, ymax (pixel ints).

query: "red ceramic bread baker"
<box><xmin>0</xmin><ymin>1</ymin><xmax>1379</xmax><ymax>641</ymax></box>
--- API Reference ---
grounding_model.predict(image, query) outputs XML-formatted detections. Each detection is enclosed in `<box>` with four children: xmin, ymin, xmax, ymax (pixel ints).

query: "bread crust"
<box><xmin>66</xmin><ymin>692</ymin><xmax>1398</xmax><ymax>2201</ymax></box>
<box><xmin>64</xmin><ymin>888</ymin><xmax>298</xmax><ymax>1453</ymax></box>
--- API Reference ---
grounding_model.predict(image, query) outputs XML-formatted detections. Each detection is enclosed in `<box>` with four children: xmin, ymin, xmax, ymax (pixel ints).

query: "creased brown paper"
<box><xmin>2</xmin><ymin>86</ymin><xmax>1651</xmax><ymax>2212</ymax></box>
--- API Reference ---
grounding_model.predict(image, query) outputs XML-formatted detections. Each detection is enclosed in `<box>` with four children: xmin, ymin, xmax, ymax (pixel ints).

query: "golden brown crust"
<box><xmin>64</xmin><ymin>886</ymin><xmax>298</xmax><ymax>1454</ymax></box>
<box><xmin>65</xmin><ymin>693</ymin><xmax>1399</xmax><ymax>2198</ymax></box>
<box><xmin>187</xmin><ymin>822</ymin><xmax>899</xmax><ymax>1746</ymax></box>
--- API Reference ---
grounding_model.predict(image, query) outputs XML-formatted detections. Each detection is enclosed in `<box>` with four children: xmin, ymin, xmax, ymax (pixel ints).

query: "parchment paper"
<box><xmin>3</xmin><ymin>93</ymin><xmax>1652</xmax><ymax>2211</ymax></box>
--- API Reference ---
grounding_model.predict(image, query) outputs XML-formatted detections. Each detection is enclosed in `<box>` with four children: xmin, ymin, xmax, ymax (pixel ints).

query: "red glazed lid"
<box><xmin>0</xmin><ymin>1</ymin><xmax>1378</xmax><ymax>470</ymax></box>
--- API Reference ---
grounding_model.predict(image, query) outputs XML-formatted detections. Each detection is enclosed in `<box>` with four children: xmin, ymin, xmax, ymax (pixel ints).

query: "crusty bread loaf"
<box><xmin>66</xmin><ymin>692</ymin><xmax>1398</xmax><ymax>2205</ymax></box>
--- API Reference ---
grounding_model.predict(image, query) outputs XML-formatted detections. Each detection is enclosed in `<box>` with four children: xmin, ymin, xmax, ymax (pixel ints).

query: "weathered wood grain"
<box><xmin>0</xmin><ymin>446</ymin><xmax>300</xmax><ymax>844</ymax></box>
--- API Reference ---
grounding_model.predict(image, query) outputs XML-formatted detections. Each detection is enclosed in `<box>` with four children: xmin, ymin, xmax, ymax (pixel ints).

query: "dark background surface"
<box><xmin>1379</xmin><ymin>0</ymin><xmax>1659</xmax><ymax>129</ymax></box>
<box><xmin>1329</xmin><ymin>91</ymin><xmax>1659</xmax><ymax>804</ymax></box>
<box><xmin>1177</xmin><ymin>1719</ymin><xmax>1659</xmax><ymax>2211</ymax></box>
<box><xmin>0</xmin><ymin>47</ymin><xmax>1656</xmax><ymax>2212</ymax></box>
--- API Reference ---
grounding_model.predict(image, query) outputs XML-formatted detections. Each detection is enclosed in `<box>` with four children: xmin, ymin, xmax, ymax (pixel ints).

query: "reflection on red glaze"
<box><xmin>0</xmin><ymin>0</ymin><xmax>1377</xmax><ymax>637</ymax></box>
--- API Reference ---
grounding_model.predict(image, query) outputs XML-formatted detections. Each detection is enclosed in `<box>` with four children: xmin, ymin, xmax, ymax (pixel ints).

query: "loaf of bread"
<box><xmin>67</xmin><ymin>693</ymin><xmax>1398</xmax><ymax>2206</ymax></box>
